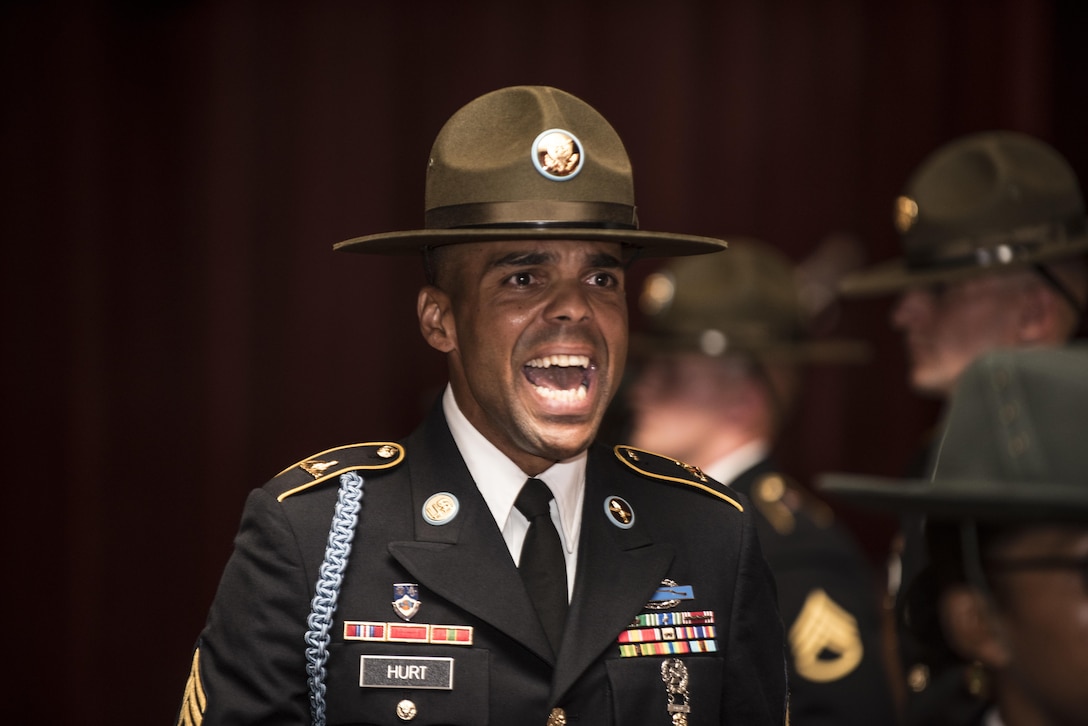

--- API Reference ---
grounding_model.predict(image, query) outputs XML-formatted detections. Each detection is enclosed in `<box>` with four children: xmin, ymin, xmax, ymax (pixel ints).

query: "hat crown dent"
<box><xmin>927</xmin><ymin>346</ymin><xmax>1088</xmax><ymax>506</ymax></box>
<box><xmin>425</xmin><ymin>85</ymin><xmax>635</xmax><ymax>215</ymax></box>
<box><xmin>641</xmin><ymin>239</ymin><xmax>805</xmax><ymax>350</ymax></box>
<box><xmin>819</xmin><ymin>346</ymin><xmax>1088</xmax><ymax>519</ymax></box>
<box><xmin>902</xmin><ymin>130</ymin><xmax>1086</xmax><ymax>256</ymax></box>
<box><xmin>334</xmin><ymin>85</ymin><xmax>726</xmax><ymax>257</ymax></box>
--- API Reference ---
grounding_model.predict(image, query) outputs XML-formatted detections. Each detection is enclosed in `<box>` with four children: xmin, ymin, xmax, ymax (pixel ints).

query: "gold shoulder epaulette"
<box><xmin>613</xmin><ymin>445</ymin><xmax>743</xmax><ymax>512</ymax></box>
<box><xmin>273</xmin><ymin>442</ymin><xmax>405</xmax><ymax>502</ymax></box>
<box><xmin>752</xmin><ymin>472</ymin><xmax>834</xmax><ymax>535</ymax></box>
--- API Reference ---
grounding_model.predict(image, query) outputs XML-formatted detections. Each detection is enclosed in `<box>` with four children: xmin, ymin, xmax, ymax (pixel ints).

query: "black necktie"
<box><xmin>515</xmin><ymin>477</ymin><xmax>568</xmax><ymax>653</ymax></box>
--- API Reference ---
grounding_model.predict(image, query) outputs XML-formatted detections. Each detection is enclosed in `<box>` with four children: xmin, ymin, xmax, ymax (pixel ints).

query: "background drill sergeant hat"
<box><xmin>817</xmin><ymin>344</ymin><xmax>1088</xmax><ymax>519</ymax></box>
<box><xmin>632</xmin><ymin>237</ymin><xmax>870</xmax><ymax>363</ymax></box>
<box><xmin>335</xmin><ymin>85</ymin><xmax>726</xmax><ymax>257</ymax></box>
<box><xmin>838</xmin><ymin>131</ymin><xmax>1088</xmax><ymax>297</ymax></box>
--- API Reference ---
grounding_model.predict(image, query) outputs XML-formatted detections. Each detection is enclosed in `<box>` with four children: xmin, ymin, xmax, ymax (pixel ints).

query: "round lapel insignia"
<box><xmin>604</xmin><ymin>495</ymin><xmax>635</xmax><ymax>529</ymax></box>
<box><xmin>532</xmin><ymin>128</ymin><xmax>584</xmax><ymax>180</ymax></box>
<box><xmin>422</xmin><ymin>492</ymin><xmax>459</xmax><ymax>526</ymax></box>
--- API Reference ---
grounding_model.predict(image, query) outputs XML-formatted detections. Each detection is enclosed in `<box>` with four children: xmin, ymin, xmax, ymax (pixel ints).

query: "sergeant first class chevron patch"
<box><xmin>613</xmin><ymin>446</ymin><xmax>743</xmax><ymax>512</ymax></box>
<box><xmin>789</xmin><ymin>588</ymin><xmax>863</xmax><ymax>683</ymax></box>
<box><xmin>177</xmin><ymin>648</ymin><xmax>205</xmax><ymax>726</ymax></box>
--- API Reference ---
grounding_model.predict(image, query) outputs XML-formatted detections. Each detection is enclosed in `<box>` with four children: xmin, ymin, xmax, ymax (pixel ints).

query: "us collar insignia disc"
<box><xmin>604</xmin><ymin>495</ymin><xmax>635</xmax><ymax>529</ymax></box>
<box><xmin>532</xmin><ymin>128</ymin><xmax>584</xmax><ymax>181</ymax></box>
<box><xmin>392</xmin><ymin>583</ymin><xmax>421</xmax><ymax>621</ymax></box>
<box><xmin>422</xmin><ymin>492</ymin><xmax>459</xmax><ymax>526</ymax></box>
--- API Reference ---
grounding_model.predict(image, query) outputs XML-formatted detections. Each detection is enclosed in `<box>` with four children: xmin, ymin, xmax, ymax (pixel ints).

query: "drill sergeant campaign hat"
<box><xmin>817</xmin><ymin>344</ymin><xmax>1088</xmax><ymax>520</ymax></box>
<box><xmin>335</xmin><ymin>85</ymin><xmax>726</xmax><ymax>257</ymax></box>
<box><xmin>838</xmin><ymin>131</ymin><xmax>1088</xmax><ymax>298</ymax></box>
<box><xmin>633</xmin><ymin>237</ymin><xmax>869</xmax><ymax>363</ymax></box>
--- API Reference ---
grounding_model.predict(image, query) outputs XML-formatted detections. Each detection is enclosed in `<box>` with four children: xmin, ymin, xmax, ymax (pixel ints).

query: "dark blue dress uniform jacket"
<box><xmin>730</xmin><ymin>459</ymin><xmax>897</xmax><ymax>726</ymax></box>
<box><xmin>178</xmin><ymin>404</ymin><xmax>788</xmax><ymax>724</ymax></box>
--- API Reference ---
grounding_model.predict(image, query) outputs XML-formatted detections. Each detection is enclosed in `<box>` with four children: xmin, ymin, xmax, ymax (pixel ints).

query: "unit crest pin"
<box><xmin>392</xmin><ymin>583</ymin><xmax>421</xmax><ymax>621</ymax></box>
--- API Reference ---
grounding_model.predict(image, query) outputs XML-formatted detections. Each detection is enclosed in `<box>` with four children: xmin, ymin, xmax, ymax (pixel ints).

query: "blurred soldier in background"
<box><xmin>620</xmin><ymin>238</ymin><xmax>897</xmax><ymax>725</ymax></box>
<box><xmin>837</xmin><ymin>131</ymin><xmax>1088</xmax><ymax>724</ymax></box>
<box><xmin>821</xmin><ymin>345</ymin><xmax>1088</xmax><ymax>726</ymax></box>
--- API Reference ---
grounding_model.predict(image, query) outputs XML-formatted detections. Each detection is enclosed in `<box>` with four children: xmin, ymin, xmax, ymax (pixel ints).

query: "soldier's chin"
<box><xmin>909</xmin><ymin>367</ymin><xmax>954</xmax><ymax>398</ymax></box>
<box><xmin>524</xmin><ymin>419</ymin><xmax>600</xmax><ymax>461</ymax></box>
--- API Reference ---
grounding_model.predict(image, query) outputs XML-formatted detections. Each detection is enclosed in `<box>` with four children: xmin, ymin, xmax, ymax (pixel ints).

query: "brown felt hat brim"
<box><xmin>839</xmin><ymin>237</ymin><xmax>1088</xmax><ymax>297</ymax></box>
<box><xmin>334</xmin><ymin>227</ymin><xmax>728</xmax><ymax>258</ymax></box>
<box><xmin>817</xmin><ymin>472</ymin><xmax>1088</xmax><ymax>520</ymax></box>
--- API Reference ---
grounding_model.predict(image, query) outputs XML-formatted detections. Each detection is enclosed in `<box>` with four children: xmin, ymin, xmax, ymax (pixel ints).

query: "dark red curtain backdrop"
<box><xmin>4</xmin><ymin>1</ymin><xmax>1086</xmax><ymax>721</ymax></box>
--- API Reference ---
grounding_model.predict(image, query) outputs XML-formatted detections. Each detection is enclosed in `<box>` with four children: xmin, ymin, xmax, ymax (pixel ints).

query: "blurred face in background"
<box><xmin>986</xmin><ymin>523</ymin><xmax>1088</xmax><ymax>725</ymax></box>
<box><xmin>944</xmin><ymin>522</ymin><xmax>1088</xmax><ymax>725</ymax></box>
<box><xmin>626</xmin><ymin>353</ymin><xmax>771</xmax><ymax>467</ymax></box>
<box><xmin>891</xmin><ymin>271</ymin><xmax>1040</xmax><ymax>398</ymax></box>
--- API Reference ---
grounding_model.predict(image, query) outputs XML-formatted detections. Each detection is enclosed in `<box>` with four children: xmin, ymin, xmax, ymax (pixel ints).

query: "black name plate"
<box><xmin>359</xmin><ymin>656</ymin><xmax>454</xmax><ymax>690</ymax></box>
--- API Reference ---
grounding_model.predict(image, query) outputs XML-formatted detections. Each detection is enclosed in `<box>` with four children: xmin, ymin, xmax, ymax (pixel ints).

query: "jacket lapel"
<box><xmin>551</xmin><ymin>446</ymin><xmax>676</xmax><ymax>701</ymax></box>
<box><xmin>386</xmin><ymin>402</ymin><xmax>555</xmax><ymax>663</ymax></box>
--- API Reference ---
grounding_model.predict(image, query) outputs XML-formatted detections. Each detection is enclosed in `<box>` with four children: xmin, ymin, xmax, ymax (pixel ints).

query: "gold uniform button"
<box><xmin>907</xmin><ymin>663</ymin><xmax>930</xmax><ymax>693</ymax></box>
<box><xmin>396</xmin><ymin>699</ymin><xmax>417</xmax><ymax>721</ymax></box>
<box><xmin>547</xmin><ymin>707</ymin><xmax>567</xmax><ymax>725</ymax></box>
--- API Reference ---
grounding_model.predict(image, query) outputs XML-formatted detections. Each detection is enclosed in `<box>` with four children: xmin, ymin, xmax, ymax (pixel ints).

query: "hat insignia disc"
<box><xmin>532</xmin><ymin>129</ymin><xmax>584</xmax><ymax>181</ymax></box>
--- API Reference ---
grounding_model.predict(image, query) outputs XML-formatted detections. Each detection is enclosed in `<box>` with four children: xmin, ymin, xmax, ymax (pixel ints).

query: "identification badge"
<box><xmin>359</xmin><ymin>656</ymin><xmax>454</xmax><ymax>690</ymax></box>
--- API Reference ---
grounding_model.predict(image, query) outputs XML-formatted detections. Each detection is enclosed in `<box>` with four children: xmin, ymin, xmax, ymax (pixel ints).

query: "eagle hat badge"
<box><xmin>532</xmin><ymin>128</ymin><xmax>584</xmax><ymax>181</ymax></box>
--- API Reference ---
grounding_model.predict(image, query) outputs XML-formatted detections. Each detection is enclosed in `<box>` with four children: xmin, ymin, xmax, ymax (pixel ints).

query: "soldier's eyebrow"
<box><xmin>489</xmin><ymin>250</ymin><xmax>623</xmax><ymax>269</ymax></box>
<box><xmin>490</xmin><ymin>251</ymin><xmax>555</xmax><ymax>268</ymax></box>
<box><xmin>586</xmin><ymin>251</ymin><xmax>623</xmax><ymax>269</ymax></box>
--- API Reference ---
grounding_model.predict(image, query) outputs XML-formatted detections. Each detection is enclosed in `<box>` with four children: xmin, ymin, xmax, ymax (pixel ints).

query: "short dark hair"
<box><xmin>421</xmin><ymin>245</ymin><xmax>455</xmax><ymax>288</ymax></box>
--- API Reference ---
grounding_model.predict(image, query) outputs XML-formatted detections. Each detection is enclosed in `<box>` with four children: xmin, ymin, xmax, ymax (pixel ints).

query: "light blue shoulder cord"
<box><xmin>304</xmin><ymin>471</ymin><xmax>365</xmax><ymax>726</ymax></box>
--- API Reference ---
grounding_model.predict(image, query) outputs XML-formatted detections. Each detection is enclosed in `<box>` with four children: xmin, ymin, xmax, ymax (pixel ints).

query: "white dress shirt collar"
<box><xmin>441</xmin><ymin>385</ymin><xmax>585</xmax><ymax>557</ymax></box>
<box><xmin>704</xmin><ymin>438</ymin><xmax>771</xmax><ymax>487</ymax></box>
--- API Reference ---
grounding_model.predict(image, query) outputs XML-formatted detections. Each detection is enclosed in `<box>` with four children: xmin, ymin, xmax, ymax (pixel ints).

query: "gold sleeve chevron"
<box><xmin>788</xmin><ymin>588</ymin><xmax>863</xmax><ymax>683</ymax></box>
<box><xmin>613</xmin><ymin>445</ymin><xmax>742</xmax><ymax>512</ymax></box>
<box><xmin>176</xmin><ymin>647</ymin><xmax>206</xmax><ymax>726</ymax></box>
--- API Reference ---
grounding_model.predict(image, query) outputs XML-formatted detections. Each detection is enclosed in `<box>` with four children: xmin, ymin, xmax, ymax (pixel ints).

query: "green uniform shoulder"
<box><xmin>612</xmin><ymin>445</ymin><xmax>743</xmax><ymax>512</ymax></box>
<box><xmin>750</xmin><ymin>471</ymin><xmax>835</xmax><ymax>536</ymax></box>
<box><xmin>268</xmin><ymin>442</ymin><xmax>405</xmax><ymax>501</ymax></box>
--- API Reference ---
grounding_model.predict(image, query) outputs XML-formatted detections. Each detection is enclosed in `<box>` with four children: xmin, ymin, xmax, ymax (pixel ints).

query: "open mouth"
<box><xmin>523</xmin><ymin>354</ymin><xmax>593</xmax><ymax>402</ymax></box>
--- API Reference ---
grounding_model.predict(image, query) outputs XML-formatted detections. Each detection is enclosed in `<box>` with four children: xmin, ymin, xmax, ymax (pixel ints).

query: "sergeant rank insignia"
<box><xmin>392</xmin><ymin>583</ymin><xmax>421</xmax><ymax>621</ymax></box>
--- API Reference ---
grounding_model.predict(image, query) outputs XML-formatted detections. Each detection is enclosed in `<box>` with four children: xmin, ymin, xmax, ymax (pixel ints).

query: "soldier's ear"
<box><xmin>939</xmin><ymin>585</ymin><xmax>1011</xmax><ymax>670</ymax></box>
<box><xmin>1014</xmin><ymin>281</ymin><xmax>1053</xmax><ymax>343</ymax></box>
<box><xmin>418</xmin><ymin>285</ymin><xmax>457</xmax><ymax>353</ymax></box>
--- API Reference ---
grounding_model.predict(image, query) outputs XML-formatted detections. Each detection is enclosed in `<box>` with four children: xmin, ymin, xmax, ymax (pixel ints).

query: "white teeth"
<box><xmin>534</xmin><ymin>385</ymin><xmax>588</xmax><ymax>401</ymax></box>
<box><xmin>525</xmin><ymin>355</ymin><xmax>590</xmax><ymax>368</ymax></box>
